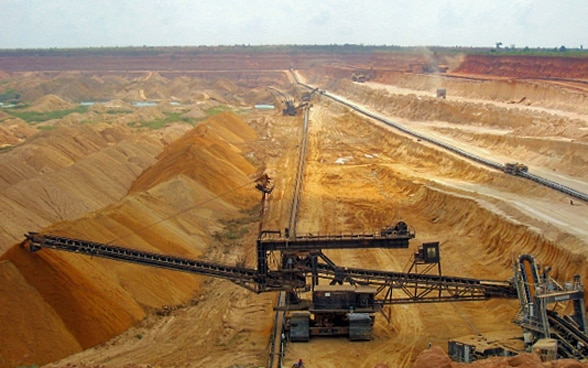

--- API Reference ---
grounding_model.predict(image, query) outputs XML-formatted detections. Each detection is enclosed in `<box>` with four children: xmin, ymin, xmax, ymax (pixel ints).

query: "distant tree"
<box><xmin>559</xmin><ymin>45</ymin><xmax>567</xmax><ymax>52</ymax></box>
<box><xmin>496</xmin><ymin>42</ymin><xmax>503</xmax><ymax>49</ymax></box>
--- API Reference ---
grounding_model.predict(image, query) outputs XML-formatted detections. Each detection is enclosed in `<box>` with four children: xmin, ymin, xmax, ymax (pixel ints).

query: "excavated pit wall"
<box><xmin>305</xmin><ymin>74</ymin><xmax>587</xmax><ymax>179</ymax></box>
<box><xmin>301</xmin><ymin>77</ymin><xmax>588</xmax><ymax>286</ymax></box>
<box><xmin>376</xmin><ymin>72</ymin><xmax>588</xmax><ymax>115</ymax></box>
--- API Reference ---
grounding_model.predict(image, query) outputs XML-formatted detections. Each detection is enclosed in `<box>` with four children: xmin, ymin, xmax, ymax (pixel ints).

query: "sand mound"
<box><xmin>130</xmin><ymin>111</ymin><xmax>259</xmax><ymax>209</ymax></box>
<box><xmin>0</xmin><ymin>260</ymin><xmax>82</xmax><ymax>366</ymax></box>
<box><xmin>412</xmin><ymin>346</ymin><xmax>452</xmax><ymax>368</ymax></box>
<box><xmin>0</xmin><ymin>118</ymin><xmax>37</xmax><ymax>146</ymax></box>
<box><xmin>26</xmin><ymin>94</ymin><xmax>76</xmax><ymax>112</ymax></box>
<box><xmin>0</xmin><ymin>111</ymin><xmax>261</xmax><ymax>367</ymax></box>
<box><xmin>181</xmin><ymin>106</ymin><xmax>207</xmax><ymax>119</ymax></box>
<box><xmin>0</xmin><ymin>123</ymin><xmax>170</xmax><ymax>253</ymax></box>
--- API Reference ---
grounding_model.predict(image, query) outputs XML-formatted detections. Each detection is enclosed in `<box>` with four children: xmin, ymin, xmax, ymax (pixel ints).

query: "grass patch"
<box><xmin>192</xmin><ymin>105</ymin><xmax>247</xmax><ymax>124</ymax></box>
<box><xmin>129</xmin><ymin>111</ymin><xmax>194</xmax><ymax>130</ymax></box>
<box><xmin>0</xmin><ymin>88</ymin><xmax>20</xmax><ymax>103</ymax></box>
<box><xmin>131</xmin><ymin>105</ymin><xmax>249</xmax><ymax>128</ymax></box>
<box><xmin>7</xmin><ymin>106</ymin><xmax>89</xmax><ymax>123</ymax></box>
<box><xmin>212</xmin><ymin>206</ymin><xmax>260</xmax><ymax>243</ymax></box>
<box><xmin>205</xmin><ymin>105</ymin><xmax>231</xmax><ymax>116</ymax></box>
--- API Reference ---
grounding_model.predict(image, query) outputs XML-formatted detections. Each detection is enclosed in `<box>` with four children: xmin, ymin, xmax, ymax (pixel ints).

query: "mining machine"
<box><xmin>450</xmin><ymin>254</ymin><xmax>588</xmax><ymax>363</ymax></box>
<box><xmin>268</xmin><ymin>86</ymin><xmax>307</xmax><ymax>116</ymax></box>
<box><xmin>23</xmin><ymin>217</ymin><xmax>519</xmax><ymax>342</ymax></box>
<box><xmin>351</xmin><ymin>68</ymin><xmax>375</xmax><ymax>83</ymax></box>
<box><xmin>512</xmin><ymin>254</ymin><xmax>588</xmax><ymax>360</ymax></box>
<box><xmin>504</xmin><ymin>162</ymin><xmax>529</xmax><ymax>175</ymax></box>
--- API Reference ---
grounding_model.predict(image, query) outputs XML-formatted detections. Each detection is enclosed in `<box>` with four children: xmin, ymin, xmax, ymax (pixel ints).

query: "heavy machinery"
<box><xmin>449</xmin><ymin>254</ymin><xmax>588</xmax><ymax>362</ymax></box>
<box><xmin>504</xmin><ymin>162</ymin><xmax>529</xmax><ymax>175</ymax></box>
<box><xmin>267</xmin><ymin>86</ymin><xmax>307</xmax><ymax>116</ymax></box>
<box><xmin>282</xmin><ymin>100</ymin><xmax>307</xmax><ymax>116</ymax></box>
<box><xmin>513</xmin><ymin>254</ymin><xmax>588</xmax><ymax>359</ymax></box>
<box><xmin>24</xmin><ymin>224</ymin><xmax>518</xmax><ymax>342</ymax></box>
<box><xmin>287</xmin><ymin>285</ymin><xmax>377</xmax><ymax>342</ymax></box>
<box><xmin>351</xmin><ymin>68</ymin><xmax>375</xmax><ymax>83</ymax></box>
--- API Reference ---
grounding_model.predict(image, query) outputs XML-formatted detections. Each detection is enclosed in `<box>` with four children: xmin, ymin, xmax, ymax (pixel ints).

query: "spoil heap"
<box><xmin>0</xmin><ymin>112</ymin><xmax>260</xmax><ymax>367</ymax></box>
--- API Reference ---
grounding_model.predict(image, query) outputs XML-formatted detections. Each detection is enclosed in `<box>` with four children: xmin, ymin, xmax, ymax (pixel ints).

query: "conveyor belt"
<box><xmin>292</xmin><ymin>73</ymin><xmax>588</xmax><ymax>203</ymax></box>
<box><xmin>24</xmin><ymin>232</ymin><xmax>303</xmax><ymax>293</ymax></box>
<box><xmin>259</xmin><ymin>232</ymin><xmax>413</xmax><ymax>251</ymax></box>
<box><xmin>547</xmin><ymin>310</ymin><xmax>588</xmax><ymax>359</ymax></box>
<box><xmin>313</xmin><ymin>263</ymin><xmax>517</xmax><ymax>303</ymax></box>
<box><xmin>25</xmin><ymin>231</ymin><xmax>515</xmax><ymax>303</ymax></box>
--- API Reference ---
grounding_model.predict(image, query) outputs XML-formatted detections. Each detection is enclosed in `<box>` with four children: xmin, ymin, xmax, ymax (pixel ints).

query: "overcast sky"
<box><xmin>1</xmin><ymin>0</ymin><xmax>586</xmax><ymax>49</ymax></box>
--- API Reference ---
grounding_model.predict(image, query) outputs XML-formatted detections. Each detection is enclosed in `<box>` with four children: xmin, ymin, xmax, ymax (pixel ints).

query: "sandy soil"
<box><xmin>0</xmin><ymin>51</ymin><xmax>587</xmax><ymax>368</ymax></box>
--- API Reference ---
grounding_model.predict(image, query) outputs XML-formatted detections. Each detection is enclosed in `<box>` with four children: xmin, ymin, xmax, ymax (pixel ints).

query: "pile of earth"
<box><xmin>0</xmin><ymin>121</ymin><xmax>189</xmax><ymax>250</ymax></box>
<box><xmin>0</xmin><ymin>118</ymin><xmax>36</xmax><ymax>146</ymax></box>
<box><xmin>25</xmin><ymin>94</ymin><xmax>76</xmax><ymax>112</ymax></box>
<box><xmin>0</xmin><ymin>70</ymin><xmax>290</xmax><ymax>108</ymax></box>
<box><xmin>0</xmin><ymin>112</ymin><xmax>262</xmax><ymax>367</ymax></box>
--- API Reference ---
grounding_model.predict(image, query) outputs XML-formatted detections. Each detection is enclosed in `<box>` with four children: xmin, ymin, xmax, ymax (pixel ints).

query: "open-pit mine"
<box><xmin>0</xmin><ymin>46</ymin><xmax>587</xmax><ymax>368</ymax></box>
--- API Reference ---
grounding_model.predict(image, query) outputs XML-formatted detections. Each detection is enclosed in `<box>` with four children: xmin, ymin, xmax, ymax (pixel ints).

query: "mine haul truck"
<box><xmin>287</xmin><ymin>284</ymin><xmax>378</xmax><ymax>342</ymax></box>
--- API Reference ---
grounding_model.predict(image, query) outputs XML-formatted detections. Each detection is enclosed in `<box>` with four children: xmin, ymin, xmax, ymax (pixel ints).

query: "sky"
<box><xmin>1</xmin><ymin>0</ymin><xmax>587</xmax><ymax>49</ymax></box>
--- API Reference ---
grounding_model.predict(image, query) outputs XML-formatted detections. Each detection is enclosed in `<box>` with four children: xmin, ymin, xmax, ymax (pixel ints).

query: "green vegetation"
<box><xmin>213</xmin><ymin>206</ymin><xmax>260</xmax><ymax>243</ymax></box>
<box><xmin>484</xmin><ymin>44</ymin><xmax>588</xmax><ymax>57</ymax></box>
<box><xmin>0</xmin><ymin>88</ymin><xmax>20</xmax><ymax>103</ymax></box>
<box><xmin>133</xmin><ymin>111</ymin><xmax>194</xmax><ymax>129</ymax></box>
<box><xmin>132</xmin><ymin>105</ymin><xmax>247</xmax><ymax>130</ymax></box>
<box><xmin>0</xmin><ymin>44</ymin><xmax>586</xmax><ymax>59</ymax></box>
<box><xmin>204</xmin><ymin>105</ymin><xmax>231</xmax><ymax>116</ymax></box>
<box><xmin>193</xmin><ymin>105</ymin><xmax>249</xmax><ymax>123</ymax></box>
<box><xmin>7</xmin><ymin>106</ymin><xmax>89</xmax><ymax>123</ymax></box>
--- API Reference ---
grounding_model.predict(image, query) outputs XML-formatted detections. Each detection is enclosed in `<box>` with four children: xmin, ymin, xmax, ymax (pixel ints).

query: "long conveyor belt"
<box><xmin>547</xmin><ymin>311</ymin><xmax>588</xmax><ymax>359</ymax></box>
<box><xmin>24</xmin><ymin>232</ymin><xmax>301</xmax><ymax>293</ymax></box>
<box><xmin>25</xmin><ymin>231</ymin><xmax>516</xmax><ymax>303</ymax></box>
<box><xmin>314</xmin><ymin>263</ymin><xmax>517</xmax><ymax>303</ymax></box>
<box><xmin>291</xmin><ymin>72</ymin><xmax>588</xmax><ymax>203</ymax></box>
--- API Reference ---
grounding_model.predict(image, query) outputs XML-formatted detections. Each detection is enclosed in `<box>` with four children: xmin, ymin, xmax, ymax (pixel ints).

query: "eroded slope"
<box><xmin>0</xmin><ymin>112</ymin><xmax>262</xmax><ymax>368</ymax></box>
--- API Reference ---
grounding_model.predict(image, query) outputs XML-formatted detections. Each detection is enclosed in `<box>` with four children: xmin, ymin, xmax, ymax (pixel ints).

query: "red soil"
<box><xmin>452</xmin><ymin>54</ymin><xmax>588</xmax><ymax>80</ymax></box>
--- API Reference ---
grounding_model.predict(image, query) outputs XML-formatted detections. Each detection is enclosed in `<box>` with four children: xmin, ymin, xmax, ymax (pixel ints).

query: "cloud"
<box><xmin>0</xmin><ymin>0</ymin><xmax>586</xmax><ymax>48</ymax></box>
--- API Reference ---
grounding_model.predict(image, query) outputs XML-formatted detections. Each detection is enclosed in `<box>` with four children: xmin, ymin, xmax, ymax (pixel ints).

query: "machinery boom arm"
<box><xmin>24</xmin><ymin>232</ymin><xmax>301</xmax><ymax>293</ymax></box>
